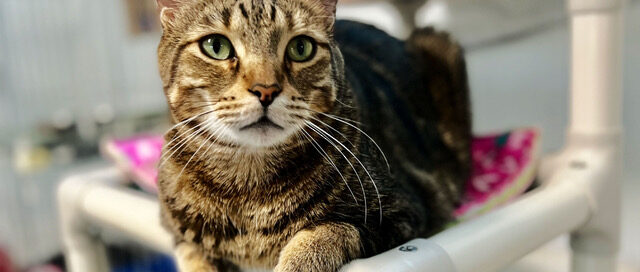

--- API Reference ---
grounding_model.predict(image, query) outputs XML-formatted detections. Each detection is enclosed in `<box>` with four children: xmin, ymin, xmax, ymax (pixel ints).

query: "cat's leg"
<box><xmin>174</xmin><ymin>242</ymin><xmax>216</xmax><ymax>272</ymax></box>
<box><xmin>274</xmin><ymin>223</ymin><xmax>361</xmax><ymax>272</ymax></box>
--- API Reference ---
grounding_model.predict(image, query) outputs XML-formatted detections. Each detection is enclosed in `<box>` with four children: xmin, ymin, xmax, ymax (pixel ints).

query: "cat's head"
<box><xmin>157</xmin><ymin>0</ymin><xmax>341</xmax><ymax>148</ymax></box>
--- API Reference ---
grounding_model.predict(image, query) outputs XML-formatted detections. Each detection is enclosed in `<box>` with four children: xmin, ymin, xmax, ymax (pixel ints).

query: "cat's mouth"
<box><xmin>239</xmin><ymin>116</ymin><xmax>284</xmax><ymax>131</ymax></box>
<box><xmin>230</xmin><ymin>113</ymin><xmax>294</xmax><ymax>147</ymax></box>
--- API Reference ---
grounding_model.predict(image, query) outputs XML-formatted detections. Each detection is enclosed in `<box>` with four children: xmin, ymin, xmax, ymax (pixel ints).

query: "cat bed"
<box><xmin>454</xmin><ymin>128</ymin><xmax>540</xmax><ymax>221</ymax></box>
<box><xmin>102</xmin><ymin>128</ymin><xmax>540</xmax><ymax>220</ymax></box>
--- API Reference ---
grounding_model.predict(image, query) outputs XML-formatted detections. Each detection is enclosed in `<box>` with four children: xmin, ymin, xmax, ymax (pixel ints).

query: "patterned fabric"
<box><xmin>102</xmin><ymin>127</ymin><xmax>539</xmax><ymax>218</ymax></box>
<box><xmin>102</xmin><ymin>135</ymin><xmax>164</xmax><ymax>193</ymax></box>
<box><xmin>455</xmin><ymin>128</ymin><xmax>540</xmax><ymax>220</ymax></box>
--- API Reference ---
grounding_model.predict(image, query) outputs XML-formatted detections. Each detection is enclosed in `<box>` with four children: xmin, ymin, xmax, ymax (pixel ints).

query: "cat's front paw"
<box><xmin>274</xmin><ymin>223</ymin><xmax>361</xmax><ymax>272</ymax></box>
<box><xmin>179</xmin><ymin>263</ymin><xmax>216</xmax><ymax>272</ymax></box>
<box><xmin>178</xmin><ymin>261</ymin><xmax>216</xmax><ymax>272</ymax></box>
<box><xmin>273</xmin><ymin>245</ymin><xmax>345</xmax><ymax>272</ymax></box>
<box><xmin>174</xmin><ymin>242</ymin><xmax>217</xmax><ymax>272</ymax></box>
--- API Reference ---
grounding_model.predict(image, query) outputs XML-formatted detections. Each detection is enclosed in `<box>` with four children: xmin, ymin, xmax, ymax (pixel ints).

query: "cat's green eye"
<box><xmin>286</xmin><ymin>36</ymin><xmax>316</xmax><ymax>62</ymax></box>
<box><xmin>200</xmin><ymin>35</ymin><xmax>234</xmax><ymax>60</ymax></box>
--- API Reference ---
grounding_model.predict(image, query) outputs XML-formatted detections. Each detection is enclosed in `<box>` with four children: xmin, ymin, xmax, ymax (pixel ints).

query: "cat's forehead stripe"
<box><xmin>239</xmin><ymin>3</ymin><xmax>249</xmax><ymax>19</ymax></box>
<box><xmin>269</xmin><ymin>28</ymin><xmax>283</xmax><ymax>55</ymax></box>
<box><xmin>221</xmin><ymin>7</ymin><xmax>232</xmax><ymax>27</ymax></box>
<box><xmin>270</xmin><ymin>4</ymin><xmax>277</xmax><ymax>22</ymax></box>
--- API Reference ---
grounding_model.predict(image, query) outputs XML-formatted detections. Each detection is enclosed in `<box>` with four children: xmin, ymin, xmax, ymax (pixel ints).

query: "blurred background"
<box><xmin>0</xmin><ymin>0</ymin><xmax>638</xmax><ymax>271</ymax></box>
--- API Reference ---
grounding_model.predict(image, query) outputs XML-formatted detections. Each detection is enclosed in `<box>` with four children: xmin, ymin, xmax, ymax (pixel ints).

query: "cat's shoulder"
<box><xmin>334</xmin><ymin>20</ymin><xmax>403</xmax><ymax>53</ymax></box>
<box><xmin>334</xmin><ymin>20</ymin><xmax>391</xmax><ymax>39</ymax></box>
<box><xmin>333</xmin><ymin>20</ymin><xmax>408</xmax><ymax>76</ymax></box>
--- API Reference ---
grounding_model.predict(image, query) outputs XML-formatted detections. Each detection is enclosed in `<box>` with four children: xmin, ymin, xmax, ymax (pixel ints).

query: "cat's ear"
<box><xmin>156</xmin><ymin>0</ymin><xmax>180</xmax><ymax>27</ymax></box>
<box><xmin>320</xmin><ymin>0</ymin><xmax>338</xmax><ymax>16</ymax></box>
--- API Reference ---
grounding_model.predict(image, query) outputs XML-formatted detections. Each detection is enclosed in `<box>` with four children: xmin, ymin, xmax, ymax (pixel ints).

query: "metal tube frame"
<box><xmin>57</xmin><ymin>0</ymin><xmax>624</xmax><ymax>270</ymax></box>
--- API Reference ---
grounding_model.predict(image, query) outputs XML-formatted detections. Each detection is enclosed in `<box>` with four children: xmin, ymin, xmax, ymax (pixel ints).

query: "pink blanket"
<box><xmin>102</xmin><ymin>128</ymin><xmax>540</xmax><ymax>220</ymax></box>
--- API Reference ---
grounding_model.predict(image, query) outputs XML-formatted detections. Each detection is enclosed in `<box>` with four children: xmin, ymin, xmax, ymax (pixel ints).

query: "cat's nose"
<box><xmin>249</xmin><ymin>84</ymin><xmax>282</xmax><ymax>107</ymax></box>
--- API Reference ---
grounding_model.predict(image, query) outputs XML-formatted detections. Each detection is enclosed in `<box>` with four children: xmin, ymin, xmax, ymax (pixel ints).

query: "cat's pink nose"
<box><xmin>249</xmin><ymin>84</ymin><xmax>282</xmax><ymax>107</ymax></box>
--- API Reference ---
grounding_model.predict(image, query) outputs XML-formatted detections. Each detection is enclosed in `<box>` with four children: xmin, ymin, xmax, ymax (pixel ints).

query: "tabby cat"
<box><xmin>156</xmin><ymin>0</ymin><xmax>471</xmax><ymax>271</ymax></box>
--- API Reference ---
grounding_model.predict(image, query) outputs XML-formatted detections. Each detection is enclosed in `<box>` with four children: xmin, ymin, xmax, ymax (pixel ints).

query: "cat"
<box><xmin>155</xmin><ymin>0</ymin><xmax>471</xmax><ymax>271</ymax></box>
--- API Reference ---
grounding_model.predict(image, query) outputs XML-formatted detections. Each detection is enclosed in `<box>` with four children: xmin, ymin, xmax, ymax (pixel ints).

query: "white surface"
<box><xmin>503</xmin><ymin>236</ymin><xmax>638</xmax><ymax>272</ymax></box>
<box><xmin>565</xmin><ymin>1</ymin><xmax>624</xmax><ymax>271</ymax></box>
<box><xmin>57</xmin><ymin>167</ymin><xmax>120</xmax><ymax>272</ymax></box>
<box><xmin>343</xmin><ymin>239</ymin><xmax>457</xmax><ymax>272</ymax></box>
<box><xmin>569</xmin><ymin>13</ymin><xmax>623</xmax><ymax>135</ymax></box>
<box><xmin>82</xmin><ymin>184</ymin><xmax>173</xmax><ymax>254</ymax></box>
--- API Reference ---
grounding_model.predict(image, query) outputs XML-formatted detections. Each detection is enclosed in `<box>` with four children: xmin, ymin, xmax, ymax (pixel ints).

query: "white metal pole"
<box><xmin>567</xmin><ymin>0</ymin><xmax>624</xmax><ymax>270</ymax></box>
<box><xmin>569</xmin><ymin>0</ymin><xmax>624</xmax><ymax>137</ymax></box>
<box><xmin>58</xmin><ymin>168</ymin><xmax>122</xmax><ymax>272</ymax></box>
<box><xmin>81</xmin><ymin>185</ymin><xmax>174</xmax><ymax>254</ymax></box>
<box><xmin>343</xmin><ymin>149</ymin><xmax>615</xmax><ymax>272</ymax></box>
<box><xmin>58</xmin><ymin>167</ymin><xmax>174</xmax><ymax>272</ymax></box>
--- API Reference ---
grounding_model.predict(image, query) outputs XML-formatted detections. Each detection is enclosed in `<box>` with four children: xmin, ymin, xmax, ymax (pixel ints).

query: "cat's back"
<box><xmin>333</xmin><ymin>20</ymin><xmax>447</xmax><ymax>175</ymax></box>
<box><xmin>334</xmin><ymin>20</ymin><xmax>418</xmax><ymax>89</ymax></box>
<box><xmin>334</xmin><ymin>20</ymin><xmax>471</xmax><ymax>222</ymax></box>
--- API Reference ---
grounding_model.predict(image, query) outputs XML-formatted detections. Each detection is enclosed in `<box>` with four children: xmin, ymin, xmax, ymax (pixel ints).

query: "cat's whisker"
<box><xmin>298</xmin><ymin>107</ymin><xmax>390</xmax><ymax>172</ymax></box>
<box><xmin>160</xmin><ymin>117</ymin><xmax>216</xmax><ymax>167</ymax></box>
<box><xmin>175</xmin><ymin>120</ymin><xmax>226</xmax><ymax>181</ymax></box>
<box><xmin>335</xmin><ymin>99</ymin><xmax>355</xmax><ymax>109</ymax></box>
<box><xmin>161</xmin><ymin>110</ymin><xmax>217</xmax><ymax>160</ymax></box>
<box><xmin>182</xmin><ymin>100</ymin><xmax>222</xmax><ymax>109</ymax></box>
<box><xmin>307</xmin><ymin>116</ymin><xmax>355</xmax><ymax>148</ymax></box>
<box><xmin>314</xmin><ymin>111</ymin><xmax>390</xmax><ymax>172</ymax></box>
<box><xmin>320</xmin><ymin>113</ymin><xmax>362</xmax><ymax>126</ymax></box>
<box><xmin>189</xmin><ymin>100</ymin><xmax>220</xmax><ymax>106</ymax></box>
<box><xmin>189</xmin><ymin>104</ymin><xmax>219</xmax><ymax>111</ymax></box>
<box><xmin>303</xmin><ymin>108</ymin><xmax>363</xmax><ymax>126</ymax></box>
<box><xmin>213</xmin><ymin>105</ymin><xmax>244</xmax><ymax>112</ymax></box>
<box><xmin>198</xmin><ymin>123</ymin><xmax>230</xmax><ymax>163</ymax></box>
<box><xmin>187</xmin><ymin>98</ymin><xmax>223</xmax><ymax>104</ymax></box>
<box><xmin>306</xmin><ymin>121</ymin><xmax>383</xmax><ymax>225</ymax></box>
<box><xmin>307</xmin><ymin>15</ymin><xmax>336</xmax><ymax>20</ymax></box>
<box><xmin>297</xmin><ymin>125</ymin><xmax>358</xmax><ymax>205</ymax></box>
<box><xmin>175</xmin><ymin>119</ymin><xmax>217</xmax><ymax>179</ymax></box>
<box><xmin>161</xmin><ymin>120</ymin><xmax>209</xmax><ymax>163</ymax></box>
<box><xmin>304</xmin><ymin>121</ymin><xmax>369</xmax><ymax>224</ymax></box>
<box><xmin>293</xmin><ymin>127</ymin><xmax>312</xmax><ymax>149</ymax></box>
<box><xmin>165</xmin><ymin>109</ymin><xmax>215</xmax><ymax>135</ymax></box>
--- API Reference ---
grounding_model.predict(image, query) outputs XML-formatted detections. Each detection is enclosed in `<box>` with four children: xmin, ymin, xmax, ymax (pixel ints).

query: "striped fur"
<box><xmin>156</xmin><ymin>1</ymin><xmax>471</xmax><ymax>271</ymax></box>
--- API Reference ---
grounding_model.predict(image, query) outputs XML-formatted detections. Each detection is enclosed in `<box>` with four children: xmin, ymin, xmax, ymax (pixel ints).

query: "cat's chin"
<box><xmin>230</xmin><ymin>125</ymin><xmax>295</xmax><ymax>148</ymax></box>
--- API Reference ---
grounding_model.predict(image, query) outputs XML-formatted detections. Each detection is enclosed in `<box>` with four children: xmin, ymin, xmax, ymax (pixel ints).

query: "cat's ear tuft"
<box><xmin>320</xmin><ymin>0</ymin><xmax>338</xmax><ymax>16</ymax></box>
<box><xmin>156</xmin><ymin>0</ymin><xmax>180</xmax><ymax>27</ymax></box>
